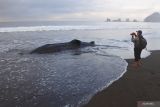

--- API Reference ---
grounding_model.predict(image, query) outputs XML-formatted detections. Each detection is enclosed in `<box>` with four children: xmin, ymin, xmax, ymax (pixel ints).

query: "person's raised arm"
<box><xmin>130</xmin><ymin>32</ymin><xmax>136</xmax><ymax>43</ymax></box>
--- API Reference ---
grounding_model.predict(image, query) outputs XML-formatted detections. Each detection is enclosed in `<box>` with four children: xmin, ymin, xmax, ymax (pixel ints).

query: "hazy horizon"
<box><xmin>0</xmin><ymin>0</ymin><xmax>160</xmax><ymax>22</ymax></box>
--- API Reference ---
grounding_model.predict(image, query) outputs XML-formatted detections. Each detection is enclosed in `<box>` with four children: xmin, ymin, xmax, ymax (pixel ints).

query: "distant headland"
<box><xmin>105</xmin><ymin>12</ymin><xmax>160</xmax><ymax>22</ymax></box>
<box><xmin>105</xmin><ymin>18</ymin><xmax>138</xmax><ymax>22</ymax></box>
<box><xmin>144</xmin><ymin>12</ymin><xmax>160</xmax><ymax>22</ymax></box>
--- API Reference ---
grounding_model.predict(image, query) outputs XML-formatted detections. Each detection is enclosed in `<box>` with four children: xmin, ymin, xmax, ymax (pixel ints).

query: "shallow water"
<box><xmin>0</xmin><ymin>49</ymin><xmax>127</xmax><ymax>107</ymax></box>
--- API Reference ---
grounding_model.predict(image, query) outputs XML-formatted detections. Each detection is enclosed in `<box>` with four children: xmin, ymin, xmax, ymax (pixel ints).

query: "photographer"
<box><xmin>130</xmin><ymin>30</ymin><xmax>147</xmax><ymax>67</ymax></box>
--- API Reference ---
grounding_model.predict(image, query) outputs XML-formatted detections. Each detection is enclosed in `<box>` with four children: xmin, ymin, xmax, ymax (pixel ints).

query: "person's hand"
<box><xmin>130</xmin><ymin>32</ymin><xmax>136</xmax><ymax>36</ymax></box>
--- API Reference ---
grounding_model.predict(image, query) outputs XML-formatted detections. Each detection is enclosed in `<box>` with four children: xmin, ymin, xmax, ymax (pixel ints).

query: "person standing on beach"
<box><xmin>130</xmin><ymin>30</ymin><xmax>147</xmax><ymax>67</ymax></box>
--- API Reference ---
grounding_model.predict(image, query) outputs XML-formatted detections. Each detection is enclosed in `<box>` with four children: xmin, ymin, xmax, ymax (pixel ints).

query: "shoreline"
<box><xmin>83</xmin><ymin>50</ymin><xmax>160</xmax><ymax>107</ymax></box>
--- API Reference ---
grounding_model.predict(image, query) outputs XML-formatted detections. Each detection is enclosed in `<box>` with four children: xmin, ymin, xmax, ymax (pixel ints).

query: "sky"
<box><xmin>0</xmin><ymin>0</ymin><xmax>160</xmax><ymax>22</ymax></box>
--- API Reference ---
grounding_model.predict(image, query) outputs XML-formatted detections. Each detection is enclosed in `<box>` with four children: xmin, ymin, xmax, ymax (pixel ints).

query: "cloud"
<box><xmin>0</xmin><ymin>0</ymin><xmax>98</xmax><ymax>20</ymax></box>
<box><xmin>0</xmin><ymin>0</ymin><xmax>160</xmax><ymax>21</ymax></box>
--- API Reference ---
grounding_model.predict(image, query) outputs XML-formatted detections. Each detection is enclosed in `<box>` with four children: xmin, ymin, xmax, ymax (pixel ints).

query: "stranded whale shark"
<box><xmin>30</xmin><ymin>39</ymin><xmax>95</xmax><ymax>54</ymax></box>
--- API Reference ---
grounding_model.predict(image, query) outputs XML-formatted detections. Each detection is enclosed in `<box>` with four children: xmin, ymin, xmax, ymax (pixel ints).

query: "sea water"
<box><xmin>0</xmin><ymin>21</ymin><xmax>159</xmax><ymax>107</ymax></box>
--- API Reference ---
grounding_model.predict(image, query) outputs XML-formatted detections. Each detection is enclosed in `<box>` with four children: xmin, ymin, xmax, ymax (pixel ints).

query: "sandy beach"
<box><xmin>83</xmin><ymin>50</ymin><xmax>160</xmax><ymax>107</ymax></box>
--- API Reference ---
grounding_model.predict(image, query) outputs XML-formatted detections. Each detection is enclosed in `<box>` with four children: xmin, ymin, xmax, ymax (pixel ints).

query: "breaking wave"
<box><xmin>0</xmin><ymin>25</ymin><xmax>151</xmax><ymax>33</ymax></box>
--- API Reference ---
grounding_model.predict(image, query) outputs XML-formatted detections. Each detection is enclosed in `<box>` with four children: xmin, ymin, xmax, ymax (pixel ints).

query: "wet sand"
<box><xmin>83</xmin><ymin>50</ymin><xmax>160</xmax><ymax>107</ymax></box>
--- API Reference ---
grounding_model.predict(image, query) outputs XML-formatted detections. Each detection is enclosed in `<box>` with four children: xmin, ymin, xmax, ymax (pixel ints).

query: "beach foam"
<box><xmin>0</xmin><ymin>25</ymin><xmax>152</xmax><ymax>33</ymax></box>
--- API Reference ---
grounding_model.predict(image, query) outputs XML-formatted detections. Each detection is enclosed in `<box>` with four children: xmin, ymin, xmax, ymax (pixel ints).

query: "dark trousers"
<box><xmin>134</xmin><ymin>47</ymin><xmax>142</xmax><ymax>61</ymax></box>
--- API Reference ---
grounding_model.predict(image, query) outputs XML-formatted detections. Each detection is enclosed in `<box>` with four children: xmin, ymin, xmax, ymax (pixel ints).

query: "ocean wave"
<box><xmin>0</xmin><ymin>25</ymin><xmax>151</xmax><ymax>33</ymax></box>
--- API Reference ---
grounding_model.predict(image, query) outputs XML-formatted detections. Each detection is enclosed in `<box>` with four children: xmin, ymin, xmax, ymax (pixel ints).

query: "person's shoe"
<box><xmin>131</xmin><ymin>62</ymin><xmax>138</xmax><ymax>68</ymax></box>
<box><xmin>131</xmin><ymin>61</ymin><xmax>140</xmax><ymax>68</ymax></box>
<box><xmin>137</xmin><ymin>60</ymin><xmax>142</xmax><ymax>67</ymax></box>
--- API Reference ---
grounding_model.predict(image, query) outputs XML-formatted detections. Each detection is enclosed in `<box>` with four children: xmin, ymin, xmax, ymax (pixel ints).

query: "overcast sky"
<box><xmin>0</xmin><ymin>0</ymin><xmax>160</xmax><ymax>22</ymax></box>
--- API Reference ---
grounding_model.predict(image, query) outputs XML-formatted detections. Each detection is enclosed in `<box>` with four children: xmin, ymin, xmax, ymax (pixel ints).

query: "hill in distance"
<box><xmin>144</xmin><ymin>12</ymin><xmax>160</xmax><ymax>22</ymax></box>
